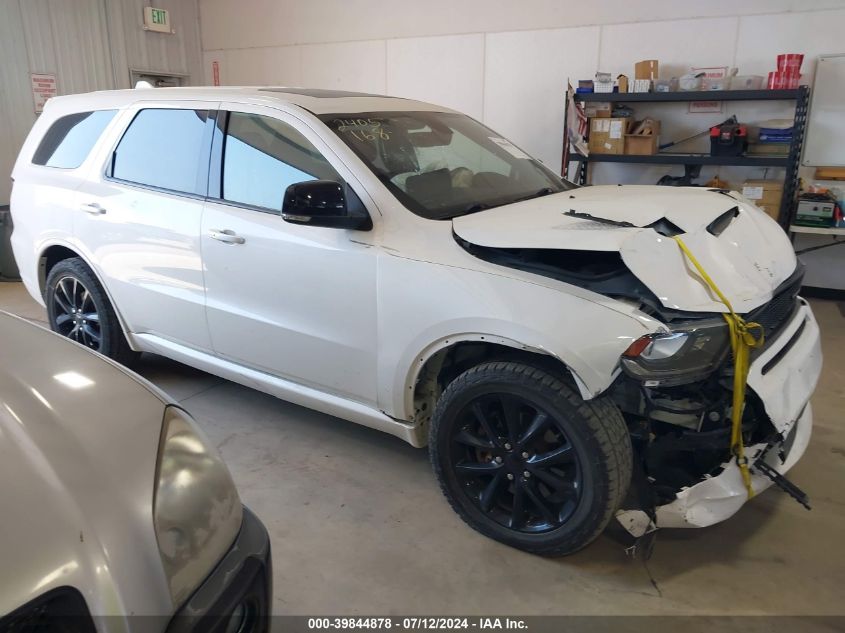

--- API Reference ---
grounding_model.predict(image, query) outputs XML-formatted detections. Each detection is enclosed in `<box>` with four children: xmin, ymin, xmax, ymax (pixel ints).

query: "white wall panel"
<box><xmin>598</xmin><ymin>17</ymin><xmax>738</xmax><ymax>79</ymax></box>
<box><xmin>199</xmin><ymin>0</ymin><xmax>845</xmax><ymax>50</ymax></box>
<box><xmin>484</xmin><ymin>27</ymin><xmax>600</xmax><ymax>173</ymax></box>
<box><xmin>300</xmin><ymin>41</ymin><xmax>387</xmax><ymax>93</ymax></box>
<box><xmin>209</xmin><ymin>47</ymin><xmax>302</xmax><ymax>86</ymax></box>
<box><xmin>735</xmin><ymin>9</ymin><xmax>845</xmax><ymax>85</ymax></box>
<box><xmin>386</xmin><ymin>35</ymin><xmax>484</xmax><ymax>119</ymax></box>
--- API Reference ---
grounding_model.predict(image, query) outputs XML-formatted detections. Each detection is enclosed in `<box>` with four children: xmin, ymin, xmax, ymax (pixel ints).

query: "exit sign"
<box><xmin>143</xmin><ymin>6</ymin><xmax>172</xmax><ymax>33</ymax></box>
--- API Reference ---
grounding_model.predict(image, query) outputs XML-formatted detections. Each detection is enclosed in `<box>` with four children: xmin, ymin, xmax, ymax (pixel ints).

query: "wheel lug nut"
<box><xmin>507</xmin><ymin>473</ymin><xmax>514</xmax><ymax>480</ymax></box>
<box><xmin>494</xmin><ymin>456</ymin><xmax>503</xmax><ymax>464</ymax></box>
<box><xmin>504</xmin><ymin>443</ymin><xmax>512</xmax><ymax>450</ymax></box>
<box><xmin>521</xmin><ymin>451</ymin><xmax>529</xmax><ymax>459</ymax></box>
<box><xmin>523</xmin><ymin>471</ymin><xmax>531</xmax><ymax>478</ymax></box>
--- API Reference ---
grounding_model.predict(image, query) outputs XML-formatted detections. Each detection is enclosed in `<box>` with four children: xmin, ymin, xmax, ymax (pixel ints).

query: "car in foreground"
<box><xmin>0</xmin><ymin>311</ymin><xmax>271</xmax><ymax>630</ymax></box>
<box><xmin>10</xmin><ymin>87</ymin><xmax>822</xmax><ymax>555</ymax></box>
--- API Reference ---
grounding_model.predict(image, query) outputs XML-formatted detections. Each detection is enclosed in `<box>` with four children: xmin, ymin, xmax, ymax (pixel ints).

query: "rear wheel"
<box><xmin>429</xmin><ymin>361</ymin><xmax>632</xmax><ymax>556</ymax></box>
<box><xmin>45</xmin><ymin>258</ymin><xmax>139</xmax><ymax>366</ymax></box>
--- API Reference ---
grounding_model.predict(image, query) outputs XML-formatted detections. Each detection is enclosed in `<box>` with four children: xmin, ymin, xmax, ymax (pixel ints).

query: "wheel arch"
<box><xmin>38</xmin><ymin>243</ymin><xmax>138</xmax><ymax>350</ymax></box>
<box><xmin>404</xmin><ymin>334</ymin><xmax>593</xmax><ymax>447</ymax></box>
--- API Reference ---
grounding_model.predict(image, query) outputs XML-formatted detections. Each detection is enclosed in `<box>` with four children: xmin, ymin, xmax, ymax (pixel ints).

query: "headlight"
<box><xmin>154</xmin><ymin>405</ymin><xmax>243</xmax><ymax>607</ymax></box>
<box><xmin>621</xmin><ymin>319</ymin><xmax>730</xmax><ymax>386</ymax></box>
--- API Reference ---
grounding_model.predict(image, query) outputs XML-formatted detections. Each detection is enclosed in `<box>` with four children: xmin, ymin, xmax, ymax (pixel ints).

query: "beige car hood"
<box><xmin>453</xmin><ymin>185</ymin><xmax>798</xmax><ymax>314</ymax></box>
<box><xmin>0</xmin><ymin>313</ymin><xmax>172</xmax><ymax>615</ymax></box>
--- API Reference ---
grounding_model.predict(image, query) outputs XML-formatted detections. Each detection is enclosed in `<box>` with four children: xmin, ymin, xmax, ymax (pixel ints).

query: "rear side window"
<box><xmin>32</xmin><ymin>110</ymin><xmax>116</xmax><ymax>168</ymax></box>
<box><xmin>112</xmin><ymin>108</ymin><xmax>210</xmax><ymax>195</ymax></box>
<box><xmin>222</xmin><ymin>112</ymin><xmax>341</xmax><ymax>211</ymax></box>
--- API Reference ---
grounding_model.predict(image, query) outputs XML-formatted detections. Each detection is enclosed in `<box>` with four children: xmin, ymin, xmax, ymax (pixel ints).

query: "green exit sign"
<box><xmin>143</xmin><ymin>6</ymin><xmax>172</xmax><ymax>33</ymax></box>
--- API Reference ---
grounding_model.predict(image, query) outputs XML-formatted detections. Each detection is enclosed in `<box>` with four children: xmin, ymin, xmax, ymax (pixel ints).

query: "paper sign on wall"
<box><xmin>31</xmin><ymin>73</ymin><xmax>57</xmax><ymax>114</ymax></box>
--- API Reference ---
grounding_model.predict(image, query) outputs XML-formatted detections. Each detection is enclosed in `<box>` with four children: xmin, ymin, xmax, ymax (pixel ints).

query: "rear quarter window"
<box><xmin>32</xmin><ymin>110</ymin><xmax>117</xmax><ymax>168</ymax></box>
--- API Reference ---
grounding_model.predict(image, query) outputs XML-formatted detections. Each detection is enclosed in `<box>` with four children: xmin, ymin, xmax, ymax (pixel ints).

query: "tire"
<box><xmin>429</xmin><ymin>361</ymin><xmax>632</xmax><ymax>556</ymax></box>
<box><xmin>45</xmin><ymin>258</ymin><xmax>139</xmax><ymax>366</ymax></box>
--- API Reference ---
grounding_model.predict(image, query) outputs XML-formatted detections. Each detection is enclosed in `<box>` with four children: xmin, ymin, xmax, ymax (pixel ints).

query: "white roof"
<box><xmin>42</xmin><ymin>86</ymin><xmax>455</xmax><ymax>116</ymax></box>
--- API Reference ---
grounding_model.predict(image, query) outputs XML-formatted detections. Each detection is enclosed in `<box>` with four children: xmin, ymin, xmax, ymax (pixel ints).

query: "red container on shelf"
<box><xmin>777</xmin><ymin>53</ymin><xmax>804</xmax><ymax>72</ymax></box>
<box><xmin>767</xmin><ymin>71</ymin><xmax>802</xmax><ymax>89</ymax></box>
<box><xmin>784</xmin><ymin>71</ymin><xmax>802</xmax><ymax>89</ymax></box>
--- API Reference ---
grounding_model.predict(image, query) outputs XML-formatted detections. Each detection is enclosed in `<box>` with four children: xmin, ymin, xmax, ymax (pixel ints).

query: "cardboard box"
<box><xmin>635</xmin><ymin>60</ymin><xmax>659</xmax><ymax>81</ymax></box>
<box><xmin>589</xmin><ymin>117</ymin><xmax>630</xmax><ymax>155</ymax></box>
<box><xmin>742</xmin><ymin>179</ymin><xmax>783</xmax><ymax>219</ymax></box>
<box><xmin>617</xmin><ymin>74</ymin><xmax>629</xmax><ymax>93</ymax></box>
<box><xmin>584</xmin><ymin>101</ymin><xmax>612</xmax><ymax>118</ymax></box>
<box><xmin>625</xmin><ymin>118</ymin><xmax>661</xmax><ymax>155</ymax></box>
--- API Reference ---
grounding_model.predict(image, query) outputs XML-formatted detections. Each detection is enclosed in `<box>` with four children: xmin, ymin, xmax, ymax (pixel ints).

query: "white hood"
<box><xmin>452</xmin><ymin>185</ymin><xmax>797</xmax><ymax>314</ymax></box>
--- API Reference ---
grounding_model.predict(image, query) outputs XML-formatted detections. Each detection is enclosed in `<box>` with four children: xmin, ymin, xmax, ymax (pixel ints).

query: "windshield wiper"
<box><xmin>511</xmin><ymin>187</ymin><xmax>556</xmax><ymax>204</ymax></box>
<box><xmin>448</xmin><ymin>202</ymin><xmax>492</xmax><ymax>218</ymax></box>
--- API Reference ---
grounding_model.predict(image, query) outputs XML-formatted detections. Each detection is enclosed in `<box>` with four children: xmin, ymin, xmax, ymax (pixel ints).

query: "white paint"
<box><xmin>10</xmin><ymin>86</ymin><xmax>822</xmax><ymax>532</ymax></box>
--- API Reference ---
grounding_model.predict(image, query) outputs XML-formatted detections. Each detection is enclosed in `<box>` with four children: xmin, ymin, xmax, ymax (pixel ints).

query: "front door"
<box><xmin>201</xmin><ymin>105</ymin><xmax>379</xmax><ymax>405</ymax></box>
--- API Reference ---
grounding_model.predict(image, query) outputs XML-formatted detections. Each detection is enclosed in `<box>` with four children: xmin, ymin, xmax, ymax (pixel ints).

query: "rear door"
<box><xmin>75</xmin><ymin>101</ymin><xmax>219</xmax><ymax>350</ymax></box>
<box><xmin>200</xmin><ymin>104</ymin><xmax>379</xmax><ymax>405</ymax></box>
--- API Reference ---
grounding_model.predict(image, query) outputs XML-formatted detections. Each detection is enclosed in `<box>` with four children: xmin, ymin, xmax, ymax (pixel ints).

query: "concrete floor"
<box><xmin>2</xmin><ymin>280</ymin><xmax>844</xmax><ymax>616</ymax></box>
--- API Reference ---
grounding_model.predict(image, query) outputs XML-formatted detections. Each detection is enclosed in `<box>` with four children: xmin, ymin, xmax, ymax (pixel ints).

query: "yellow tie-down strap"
<box><xmin>672</xmin><ymin>236</ymin><xmax>765</xmax><ymax>498</ymax></box>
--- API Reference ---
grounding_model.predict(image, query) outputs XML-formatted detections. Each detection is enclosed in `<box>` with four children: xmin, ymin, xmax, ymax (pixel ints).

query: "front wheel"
<box><xmin>45</xmin><ymin>258</ymin><xmax>139</xmax><ymax>366</ymax></box>
<box><xmin>429</xmin><ymin>361</ymin><xmax>632</xmax><ymax>556</ymax></box>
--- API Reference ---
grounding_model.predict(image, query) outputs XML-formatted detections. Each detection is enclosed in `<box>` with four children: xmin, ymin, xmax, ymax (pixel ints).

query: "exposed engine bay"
<box><xmin>456</xmin><ymin>233</ymin><xmax>807</xmax><ymax>507</ymax></box>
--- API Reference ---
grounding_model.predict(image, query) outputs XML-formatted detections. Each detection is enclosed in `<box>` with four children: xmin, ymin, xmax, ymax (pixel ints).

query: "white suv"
<box><xmin>11</xmin><ymin>87</ymin><xmax>822</xmax><ymax>555</ymax></box>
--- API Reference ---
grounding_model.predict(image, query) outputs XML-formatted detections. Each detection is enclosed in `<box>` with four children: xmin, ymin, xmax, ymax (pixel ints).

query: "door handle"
<box><xmin>208</xmin><ymin>229</ymin><xmax>245</xmax><ymax>245</ymax></box>
<box><xmin>80</xmin><ymin>202</ymin><xmax>106</xmax><ymax>215</ymax></box>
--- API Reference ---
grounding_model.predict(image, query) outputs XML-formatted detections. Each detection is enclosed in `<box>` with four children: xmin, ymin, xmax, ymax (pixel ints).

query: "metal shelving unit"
<box><xmin>789</xmin><ymin>225</ymin><xmax>845</xmax><ymax>236</ymax></box>
<box><xmin>563</xmin><ymin>87</ymin><xmax>811</xmax><ymax>227</ymax></box>
<box><xmin>568</xmin><ymin>153</ymin><xmax>789</xmax><ymax>167</ymax></box>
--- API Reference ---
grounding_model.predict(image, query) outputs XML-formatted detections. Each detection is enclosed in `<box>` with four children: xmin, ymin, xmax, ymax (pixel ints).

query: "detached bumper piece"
<box><xmin>754</xmin><ymin>457</ymin><xmax>811</xmax><ymax>510</ymax></box>
<box><xmin>166</xmin><ymin>506</ymin><xmax>272</xmax><ymax>633</ymax></box>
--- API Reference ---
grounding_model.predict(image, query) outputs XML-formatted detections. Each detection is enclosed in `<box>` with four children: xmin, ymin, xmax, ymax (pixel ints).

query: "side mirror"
<box><xmin>282</xmin><ymin>180</ymin><xmax>373</xmax><ymax>231</ymax></box>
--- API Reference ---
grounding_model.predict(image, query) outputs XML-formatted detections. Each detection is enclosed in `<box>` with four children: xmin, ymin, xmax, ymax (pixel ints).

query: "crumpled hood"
<box><xmin>453</xmin><ymin>185</ymin><xmax>797</xmax><ymax>313</ymax></box>
<box><xmin>0</xmin><ymin>313</ymin><xmax>171</xmax><ymax>615</ymax></box>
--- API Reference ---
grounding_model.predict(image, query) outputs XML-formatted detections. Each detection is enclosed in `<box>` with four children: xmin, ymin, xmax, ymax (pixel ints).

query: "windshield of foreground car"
<box><xmin>320</xmin><ymin>111</ymin><xmax>576</xmax><ymax>220</ymax></box>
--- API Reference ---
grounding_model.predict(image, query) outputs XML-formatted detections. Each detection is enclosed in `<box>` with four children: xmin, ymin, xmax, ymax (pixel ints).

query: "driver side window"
<box><xmin>222</xmin><ymin>112</ymin><xmax>341</xmax><ymax>211</ymax></box>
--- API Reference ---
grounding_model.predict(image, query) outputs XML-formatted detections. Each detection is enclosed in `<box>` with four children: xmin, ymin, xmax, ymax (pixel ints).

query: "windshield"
<box><xmin>320</xmin><ymin>111</ymin><xmax>575</xmax><ymax>220</ymax></box>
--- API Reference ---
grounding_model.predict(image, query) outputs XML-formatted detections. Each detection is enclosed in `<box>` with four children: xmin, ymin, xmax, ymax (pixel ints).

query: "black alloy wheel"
<box><xmin>450</xmin><ymin>393</ymin><xmax>582</xmax><ymax>533</ymax></box>
<box><xmin>430</xmin><ymin>361</ymin><xmax>632</xmax><ymax>556</ymax></box>
<box><xmin>51</xmin><ymin>275</ymin><xmax>102</xmax><ymax>350</ymax></box>
<box><xmin>45</xmin><ymin>257</ymin><xmax>139</xmax><ymax>366</ymax></box>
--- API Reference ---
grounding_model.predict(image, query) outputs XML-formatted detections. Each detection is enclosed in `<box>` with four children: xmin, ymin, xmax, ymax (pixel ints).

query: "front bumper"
<box><xmin>165</xmin><ymin>506</ymin><xmax>272</xmax><ymax>633</ymax></box>
<box><xmin>652</xmin><ymin>299</ymin><xmax>821</xmax><ymax>529</ymax></box>
<box><xmin>617</xmin><ymin>299</ymin><xmax>822</xmax><ymax>536</ymax></box>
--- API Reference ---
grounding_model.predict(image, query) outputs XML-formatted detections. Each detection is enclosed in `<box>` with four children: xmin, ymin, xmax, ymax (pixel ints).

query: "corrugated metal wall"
<box><xmin>0</xmin><ymin>0</ymin><xmax>203</xmax><ymax>205</ymax></box>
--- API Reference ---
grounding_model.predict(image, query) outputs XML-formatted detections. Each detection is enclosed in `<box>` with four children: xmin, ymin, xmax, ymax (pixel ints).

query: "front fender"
<box><xmin>377</xmin><ymin>255</ymin><xmax>660</xmax><ymax>421</ymax></box>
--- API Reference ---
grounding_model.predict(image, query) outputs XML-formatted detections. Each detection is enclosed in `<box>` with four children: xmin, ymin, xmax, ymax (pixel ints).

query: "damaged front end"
<box><xmin>452</xmin><ymin>187</ymin><xmax>822</xmax><ymax>532</ymax></box>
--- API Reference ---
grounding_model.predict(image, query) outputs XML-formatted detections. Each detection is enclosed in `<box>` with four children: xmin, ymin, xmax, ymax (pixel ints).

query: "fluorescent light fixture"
<box><xmin>53</xmin><ymin>371</ymin><xmax>95</xmax><ymax>390</ymax></box>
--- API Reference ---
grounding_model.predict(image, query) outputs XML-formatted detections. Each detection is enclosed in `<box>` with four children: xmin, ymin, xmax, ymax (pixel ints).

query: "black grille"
<box><xmin>747</xmin><ymin>266</ymin><xmax>803</xmax><ymax>341</ymax></box>
<box><xmin>0</xmin><ymin>587</ymin><xmax>96</xmax><ymax>633</ymax></box>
